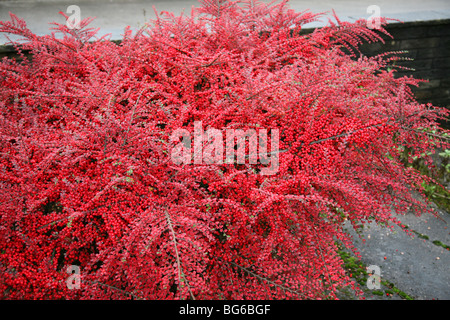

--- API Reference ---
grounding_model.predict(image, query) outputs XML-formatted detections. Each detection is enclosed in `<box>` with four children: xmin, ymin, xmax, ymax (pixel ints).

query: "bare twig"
<box><xmin>164</xmin><ymin>210</ymin><xmax>196</xmax><ymax>300</ymax></box>
<box><xmin>83</xmin><ymin>279</ymin><xmax>143</xmax><ymax>300</ymax></box>
<box><xmin>122</xmin><ymin>89</ymin><xmax>145</xmax><ymax>147</ymax></box>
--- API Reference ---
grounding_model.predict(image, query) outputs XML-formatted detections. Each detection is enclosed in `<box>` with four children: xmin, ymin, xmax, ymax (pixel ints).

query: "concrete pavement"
<box><xmin>345</xmin><ymin>204</ymin><xmax>450</xmax><ymax>300</ymax></box>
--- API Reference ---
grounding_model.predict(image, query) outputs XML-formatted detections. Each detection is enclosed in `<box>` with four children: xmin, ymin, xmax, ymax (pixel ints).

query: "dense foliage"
<box><xmin>1</xmin><ymin>0</ymin><xmax>448</xmax><ymax>299</ymax></box>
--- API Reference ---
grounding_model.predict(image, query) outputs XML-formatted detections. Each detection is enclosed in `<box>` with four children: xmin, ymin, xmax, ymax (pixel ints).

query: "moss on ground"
<box><xmin>337</xmin><ymin>249</ymin><xmax>414</xmax><ymax>300</ymax></box>
<box><xmin>403</xmin><ymin>224</ymin><xmax>450</xmax><ymax>251</ymax></box>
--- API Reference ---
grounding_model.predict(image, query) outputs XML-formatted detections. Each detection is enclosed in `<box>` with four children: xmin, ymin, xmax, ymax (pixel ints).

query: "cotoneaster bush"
<box><xmin>0</xmin><ymin>0</ymin><xmax>448</xmax><ymax>299</ymax></box>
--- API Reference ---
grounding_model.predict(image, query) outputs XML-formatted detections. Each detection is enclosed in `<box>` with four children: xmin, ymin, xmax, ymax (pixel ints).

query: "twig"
<box><xmin>164</xmin><ymin>210</ymin><xmax>196</xmax><ymax>300</ymax></box>
<box><xmin>224</xmin><ymin>259</ymin><xmax>307</xmax><ymax>298</ymax></box>
<box><xmin>83</xmin><ymin>279</ymin><xmax>142</xmax><ymax>300</ymax></box>
<box><xmin>122</xmin><ymin>89</ymin><xmax>145</xmax><ymax>147</ymax></box>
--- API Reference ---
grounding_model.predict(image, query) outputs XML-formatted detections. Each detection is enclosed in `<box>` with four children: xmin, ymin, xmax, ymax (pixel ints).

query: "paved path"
<box><xmin>345</xmin><ymin>204</ymin><xmax>450</xmax><ymax>300</ymax></box>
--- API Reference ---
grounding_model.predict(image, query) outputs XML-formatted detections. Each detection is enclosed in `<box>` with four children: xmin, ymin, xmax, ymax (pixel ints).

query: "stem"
<box><xmin>122</xmin><ymin>89</ymin><xmax>145</xmax><ymax>147</ymax></box>
<box><xmin>164</xmin><ymin>210</ymin><xmax>196</xmax><ymax>300</ymax></box>
<box><xmin>225</xmin><ymin>259</ymin><xmax>307</xmax><ymax>298</ymax></box>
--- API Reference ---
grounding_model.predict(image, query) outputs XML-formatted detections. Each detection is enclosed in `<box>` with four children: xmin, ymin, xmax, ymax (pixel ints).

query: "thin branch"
<box><xmin>122</xmin><ymin>89</ymin><xmax>145</xmax><ymax>147</ymax></box>
<box><xmin>83</xmin><ymin>279</ymin><xmax>142</xmax><ymax>300</ymax></box>
<box><xmin>244</xmin><ymin>122</ymin><xmax>387</xmax><ymax>159</ymax></box>
<box><xmin>225</xmin><ymin>259</ymin><xmax>307</xmax><ymax>298</ymax></box>
<box><xmin>164</xmin><ymin>210</ymin><xmax>196</xmax><ymax>300</ymax></box>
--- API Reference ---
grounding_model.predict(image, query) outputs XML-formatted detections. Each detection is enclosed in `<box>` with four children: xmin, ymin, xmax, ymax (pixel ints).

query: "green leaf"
<box><xmin>438</xmin><ymin>149</ymin><xmax>450</xmax><ymax>158</ymax></box>
<box><xmin>125</xmin><ymin>177</ymin><xmax>134</xmax><ymax>183</ymax></box>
